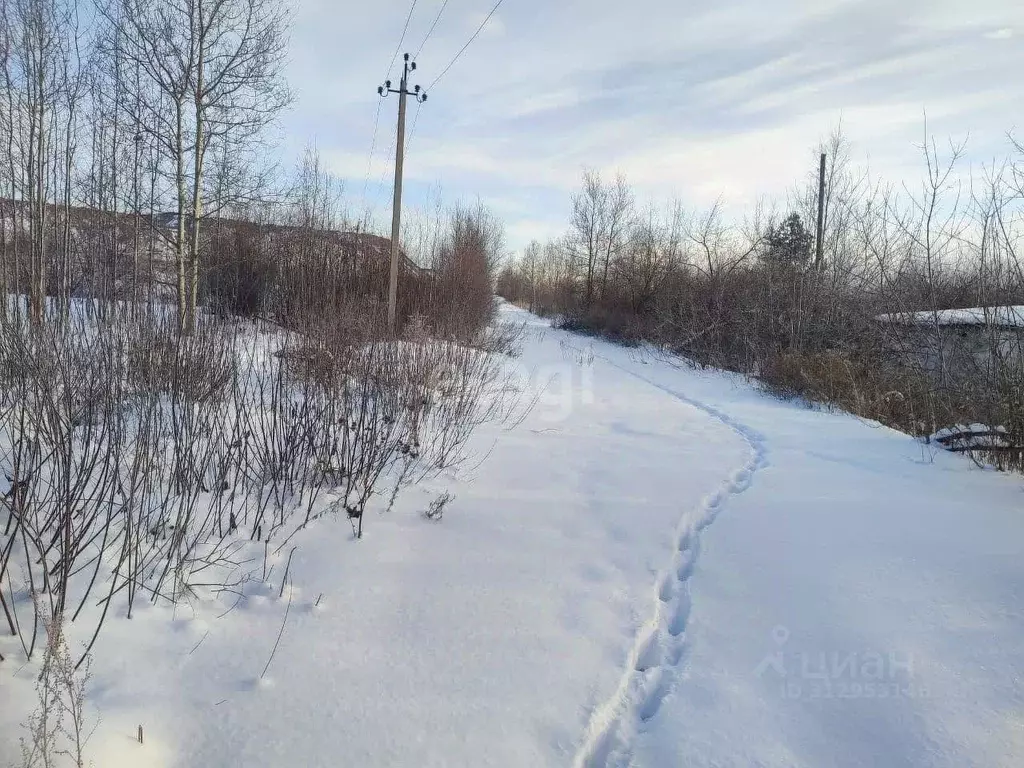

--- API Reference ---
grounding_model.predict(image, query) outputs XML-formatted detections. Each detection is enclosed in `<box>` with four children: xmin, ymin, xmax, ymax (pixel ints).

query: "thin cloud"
<box><xmin>282</xmin><ymin>0</ymin><xmax>1024</xmax><ymax>249</ymax></box>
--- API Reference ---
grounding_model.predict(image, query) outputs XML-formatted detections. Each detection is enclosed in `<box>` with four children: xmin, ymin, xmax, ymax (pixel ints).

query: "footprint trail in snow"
<box><xmin>572</xmin><ymin>354</ymin><xmax>768</xmax><ymax>768</ymax></box>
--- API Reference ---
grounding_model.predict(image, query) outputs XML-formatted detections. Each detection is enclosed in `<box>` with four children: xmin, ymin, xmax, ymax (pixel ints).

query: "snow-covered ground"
<box><xmin>3</xmin><ymin>301</ymin><xmax>1023</xmax><ymax>767</ymax></box>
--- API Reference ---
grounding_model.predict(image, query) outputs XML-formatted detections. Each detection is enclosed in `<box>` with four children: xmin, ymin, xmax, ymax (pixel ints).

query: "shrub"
<box><xmin>202</xmin><ymin>228</ymin><xmax>278</xmax><ymax>319</ymax></box>
<box><xmin>127</xmin><ymin>316</ymin><xmax>234</xmax><ymax>403</ymax></box>
<box><xmin>424</xmin><ymin>491</ymin><xmax>453</xmax><ymax>521</ymax></box>
<box><xmin>759</xmin><ymin>348</ymin><xmax>955</xmax><ymax>438</ymax></box>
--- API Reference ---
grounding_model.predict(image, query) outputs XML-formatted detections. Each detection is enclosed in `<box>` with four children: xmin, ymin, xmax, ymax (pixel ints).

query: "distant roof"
<box><xmin>876</xmin><ymin>306</ymin><xmax>1024</xmax><ymax>329</ymax></box>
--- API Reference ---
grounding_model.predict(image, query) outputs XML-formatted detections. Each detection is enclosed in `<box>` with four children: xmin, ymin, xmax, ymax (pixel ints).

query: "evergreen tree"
<box><xmin>764</xmin><ymin>212</ymin><xmax>813</xmax><ymax>268</ymax></box>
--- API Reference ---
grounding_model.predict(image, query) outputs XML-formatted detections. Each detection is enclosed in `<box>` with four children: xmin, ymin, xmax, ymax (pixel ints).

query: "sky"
<box><xmin>279</xmin><ymin>0</ymin><xmax>1024</xmax><ymax>252</ymax></box>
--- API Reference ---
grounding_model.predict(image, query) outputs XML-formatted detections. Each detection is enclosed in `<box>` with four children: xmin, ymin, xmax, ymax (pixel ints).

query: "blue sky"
<box><xmin>279</xmin><ymin>0</ymin><xmax>1023</xmax><ymax>251</ymax></box>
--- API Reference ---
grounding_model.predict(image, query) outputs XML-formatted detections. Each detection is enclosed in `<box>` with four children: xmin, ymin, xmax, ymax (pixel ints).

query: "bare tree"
<box><xmin>1</xmin><ymin>0</ymin><xmax>81</xmax><ymax>324</ymax></box>
<box><xmin>110</xmin><ymin>0</ymin><xmax>291</xmax><ymax>332</ymax></box>
<box><xmin>616</xmin><ymin>208</ymin><xmax>667</xmax><ymax>316</ymax></box>
<box><xmin>600</xmin><ymin>174</ymin><xmax>633</xmax><ymax>298</ymax></box>
<box><xmin>521</xmin><ymin>239</ymin><xmax>541</xmax><ymax>312</ymax></box>
<box><xmin>570</xmin><ymin>169</ymin><xmax>607</xmax><ymax>308</ymax></box>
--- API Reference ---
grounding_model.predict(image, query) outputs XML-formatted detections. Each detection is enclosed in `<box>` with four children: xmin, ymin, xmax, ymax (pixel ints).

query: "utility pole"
<box><xmin>379</xmin><ymin>54</ymin><xmax>428</xmax><ymax>333</ymax></box>
<box><xmin>814</xmin><ymin>152</ymin><xmax>826</xmax><ymax>270</ymax></box>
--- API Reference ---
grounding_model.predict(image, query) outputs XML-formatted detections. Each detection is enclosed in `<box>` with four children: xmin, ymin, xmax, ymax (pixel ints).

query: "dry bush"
<box><xmin>759</xmin><ymin>348</ymin><xmax>958</xmax><ymax>438</ymax></box>
<box><xmin>126</xmin><ymin>314</ymin><xmax>235</xmax><ymax>403</ymax></box>
<box><xmin>472</xmin><ymin>320</ymin><xmax>527</xmax><ymax>358</ymax></box>
<box><xmin>0</xmin><ymin>306</ymin><xmax>257</xmax><ymax>661</ymax></box>
<box><xmin>423</xmin><ymin>204</ymin><xmax>503</xmax><ymax>342</ymax></box>
<box><xmin>557</xmin><ymin>304</ymin><xmax>646</xmax><ymax>347</ymax></box>
<box><xmin>202</xmin><ymin>228</ymin><xmax>278</xmax><ymax>319</ymax></box>
<box><xmin>240</xmin><ymin>287</ymin><xmax>518</xmax><ymax>540</ymax></box>
<box><xmin>0</xmin><ymin>289</ymin><xmax>516</xmax><ymax>663</ymax></box>
<box><xmin>18</xmin><ymin>614</ymin><xmax>95</xmax><ymax>768</ymax></box>
<box><xmin>423</xmin><ymin>491</ymin><xmax>453</xmax><ymax>521</ymax></box>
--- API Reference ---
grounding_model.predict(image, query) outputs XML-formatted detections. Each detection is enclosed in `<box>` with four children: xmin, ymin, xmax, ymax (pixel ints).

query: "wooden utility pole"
<box><xmin>379</xmin><ymin>54</ymin><xmax>428</xmax><ymax>332</ymax></box>
<box><xmin>814</xmin><ymin>152</ymin><xmax>826</xmax><ymax>269</ymax></box>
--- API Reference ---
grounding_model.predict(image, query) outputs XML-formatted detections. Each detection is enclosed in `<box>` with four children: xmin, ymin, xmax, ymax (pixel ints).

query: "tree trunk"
<box><xmin>174</xmin><ymin>97</ymin><xmax>188</xmax><ymax>332</ymax></box>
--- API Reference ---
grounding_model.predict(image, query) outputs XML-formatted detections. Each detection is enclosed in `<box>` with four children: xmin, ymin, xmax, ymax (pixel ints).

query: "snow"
<box><xmin>582</xmin><ymin>342</ymin><xmax>1024</xmax><ymax>767</ymax></box>
<box><xmin>876</xmin><ymin>305</ymin><xmax>1024</xmax><ymax>328</ymax></box>
<box><xmin>932</xmin><ymin>423</ymin><xmax>1008</xmax><ymax>440</ymax></box>
<box><xmin>3</xmin><ymin>301</ymin><xmax>1024</xmax><ymax>767</ymax></box>
<box><xmin>931</xmin><ymin>424</ymin><xmax>1014</xmax><ymax>451</ymax></box>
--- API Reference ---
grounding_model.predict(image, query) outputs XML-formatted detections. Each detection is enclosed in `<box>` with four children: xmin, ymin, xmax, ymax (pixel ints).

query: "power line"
<box><xmin>405</xmin><ymin>102</ymin><xmax>423</xmax><ymax>152</ymax></box>
<box><xmin>372</xmin><ymin>0</ymin><xmax>505</xmax><ymax>199</ymax></box>
<box><xmin>361</xmin><ymin>98</ymin><xmax>385</xmax><ymax>201</ymax></box>
<box><xmin>385</xmin><ymin>0</ymin><xmax>420</xmax><ymax>80</ymax></box>
<box><xmin>415</xmin><ymin>0</ymin><xmax>451</xmax><ymax>58</ymax></box>
<box><xmin>374</xmin><ymin>136</ymin><xmax>396</xmax><ymax>206</ymax></box>
<box><xmin>429</xmin><ymin>0</ymin><xmax>505</xmax><ymax>91</ymax></box>
<box><xmin>363</xmin><ymin>0</ymin><xmax>420</xmax><ymax>205</ymax></box>
<box><xmin>406</xmin><ymin>0</ymin><xmax>504</xmax><ymax>152</ymax></box>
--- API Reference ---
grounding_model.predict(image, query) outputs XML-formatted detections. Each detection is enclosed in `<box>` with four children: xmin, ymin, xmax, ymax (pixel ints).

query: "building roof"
<box><xmin>875</xmin><ymin>306</ymin><xmax>1024</xmax><ymax>329</ymax></box>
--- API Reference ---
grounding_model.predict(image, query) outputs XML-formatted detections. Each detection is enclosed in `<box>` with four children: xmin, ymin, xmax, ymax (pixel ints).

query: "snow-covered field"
<box><xmin>3</xmin><ymin>301</ymin><xmax>1023</xmax><ymax>767</ymax></box>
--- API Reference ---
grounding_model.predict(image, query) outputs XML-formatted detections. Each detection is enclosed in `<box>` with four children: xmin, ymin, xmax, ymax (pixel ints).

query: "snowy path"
<box><xmin>573</xmin><ymin>349</ymin><xmax>770</xmax><ymax>767</ymax></box>
<box><xmin>3</xmin><ymin>302</ymin><xmax>1023</xmax><ymax>767</ymax></box>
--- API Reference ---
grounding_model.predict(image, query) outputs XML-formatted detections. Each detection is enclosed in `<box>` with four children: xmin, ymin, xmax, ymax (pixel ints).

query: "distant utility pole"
<box><xmin>814</xmin><ymin>152</ymin><xmax>826</xmax><ymax>270</ymax></box>
<box><xmin>378</xmin><ymin>53</ymin><xmax>428</xmax><ymax>332</ymax></box>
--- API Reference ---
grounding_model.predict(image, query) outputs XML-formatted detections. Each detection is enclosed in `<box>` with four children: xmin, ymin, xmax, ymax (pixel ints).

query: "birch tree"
<box><xmin>570</xmin><ymin>170</ymin><xmax>607</xmax><ymax>308</ymax></box>
<box><xmin>2</xmin><ymin>0</ymin><xmax>80</xmax><ymax>324</ymax></box>
<box><xmin>111</xmin><ymin>0</ymin><xmax>290</xmax><ymax>332</ymax></box>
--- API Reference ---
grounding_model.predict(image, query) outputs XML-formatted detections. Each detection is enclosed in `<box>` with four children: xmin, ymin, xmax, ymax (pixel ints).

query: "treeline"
<box><xmin>0</xmin><ymin>0</ymin><xmax>293</xmax><ymax>330</ymax></box>
<box><xmin>498</xmin><ymin>131</ymin><xmax>1024</xmax><ymax>453</ymax></box>
<box><xmin>0</xmin><ymin>0</ymin><xmax>502</xmax><ymax>338</ymax></box>
<box><xmin>200</xmin><ymin>149</ymin><xmax>505</xmax><ymax>341</ymax></box>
